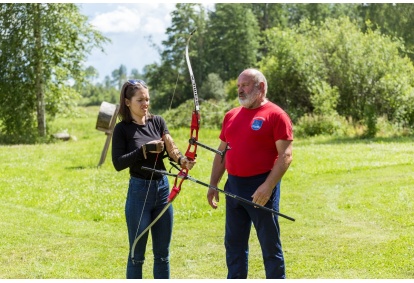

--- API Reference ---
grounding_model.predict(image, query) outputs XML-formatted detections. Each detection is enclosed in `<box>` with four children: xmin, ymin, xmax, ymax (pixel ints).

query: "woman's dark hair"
<box><xmin>118</xmin><ymin>79</ymin><xmax>153</xmax><ymax>123</ymax></box>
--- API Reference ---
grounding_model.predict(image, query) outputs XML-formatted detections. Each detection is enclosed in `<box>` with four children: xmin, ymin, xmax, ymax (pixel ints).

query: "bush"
<box><xmin>159</xmin><ymin>99</ymin><xmax>234</xmax><ymax>129</ymax></box>
<box><xmin>261</xmin><ymin>17</ymin><xmax>414</xmax><ymax>133</ymax></box>
<box><xmin>294</xmin><ymin>113</ymin><xmax>349</xmax><ymax>137</ymax></box>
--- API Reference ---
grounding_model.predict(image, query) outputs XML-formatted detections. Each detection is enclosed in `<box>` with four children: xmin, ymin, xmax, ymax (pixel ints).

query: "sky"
<box><xmin>78</xmin><ymin>2</ymin><xmax>216</xmax><ymax>82</ymax></box>
<box><xmin>78</xmin><ymin>3</ymin><xmax>177</xmax><ymax>81</ymax></box>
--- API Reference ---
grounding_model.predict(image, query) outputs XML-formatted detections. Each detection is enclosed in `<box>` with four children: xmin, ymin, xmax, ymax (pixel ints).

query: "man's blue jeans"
<box><xmin>224</xmin><ymin>172</ymin><xmax>285</xmax><ymax>279</ymax></box>
<box><xmin>125</xmin><ymin>175</ymin><xmax>173</xmax><ymax>279</ymax></box>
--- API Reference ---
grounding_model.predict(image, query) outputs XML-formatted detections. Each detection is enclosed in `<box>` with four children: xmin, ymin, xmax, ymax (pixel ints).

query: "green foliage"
<box><xmin>0</xmin><ymin>3</ymin><xmax>109</xmax><ymax>143</ymax></box>
<box><xmin>145</xmin><ymin>4</ymin><xmax>208</xmax><ymax>112</ymax></box>
<box><xmin>359</xmin><ymin>3</ymin><xmax>414</xmax><ymax>62</ymax></box>
<box><xmin>295</xmin><ymin>113</ymin><xmax>412</xmax><ymax>138</ymax></box>
<box><xmin>294</xmin><ymin>114</ymin><xmax>349</xmax><ymax>137</ymax></box>
<box><xmin>309</xmin><ymin>81</ymin><xmax>339</xmax><ymax>116</ymax></box>
<box><xmin>260</xmin><ymin>24</ymin><xmax>323</xmax><ymax>119</ymax></box>
<box><xmin>78</xmin><ymin>4</ymin><xmax>414</xmax><ymax>141</ymax></box>
<box><xmin>261</xmin><ymin>17</ymin><xmax>414</xmax><ymax>136</ymax></box>
<box><xmin>206</xmin><ymin>4</ymin><xmax>260</xmax><ymax>81</ymax></box>
<box><xmin>248</xmin><ymin>3</ymin><xmax>290</xmax><ymax>31</ymax></box>
<box><xmin>7</xmin><ymin>3</ymin><xmax>414</xmax><ymax>144</ymax></box>
<box><xmin>75</xmin><ymin>64</ymin><xmax>143</xmax><ymax>107</ymax></box>
<box><xmin>77</xmin><ymin>83</ymin><xmax>118</xmax><ymax>106</ymax></box>
<box><xmin>224</xmin><ymin>78</ymin><xmax>238</xmax><ymax>101</ymax></box>
<box><xmin>160</xmin><ymin>99</ymin><xmax>233</xmax><ymax>129</ymax></box>
<box><xmin>375</xmin><ymin>115</ymin><xmax>413</xmax><ymax>137</ymax></box>
<box><xmin>199</xmin><ymin>73</ymin><xmax>226</xmax><ymax>100</ymax></box>
<box><xmin>287</xmin><ymin>3</ymin><xmax>361</xmax><ymax>27</ymax></box>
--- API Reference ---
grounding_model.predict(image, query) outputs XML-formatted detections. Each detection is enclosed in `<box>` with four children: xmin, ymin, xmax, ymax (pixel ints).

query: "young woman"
<box><xmin>111</xmin><ymin>79</ymin><xmax>195</xmax><ymax>279</ymax></box>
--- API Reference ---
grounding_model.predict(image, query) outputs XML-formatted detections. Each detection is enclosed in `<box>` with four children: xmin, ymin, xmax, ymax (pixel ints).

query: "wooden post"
<box><xmin>96</xmin><ymin>102</ymin><xmax>120</xmax><ymax>167</ymax></box>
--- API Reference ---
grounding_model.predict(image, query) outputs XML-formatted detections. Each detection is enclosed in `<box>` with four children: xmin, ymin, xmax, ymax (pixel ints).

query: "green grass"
<box><xmin>0</xmin><ymin>106</ymin><xmax>413</xmax><ymax>279</ymax></box>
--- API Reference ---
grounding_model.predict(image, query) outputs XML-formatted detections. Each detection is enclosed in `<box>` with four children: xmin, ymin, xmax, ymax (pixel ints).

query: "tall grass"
<box><xmin>0</xmin><ymin>106</ymin><xmax>413</xmax><ymax>279</ymax></box>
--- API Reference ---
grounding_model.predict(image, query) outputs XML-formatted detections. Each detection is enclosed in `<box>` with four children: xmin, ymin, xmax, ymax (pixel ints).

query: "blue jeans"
<box><xmin>224</xmin><ymin>172</ymin><xmax>285</xmax><ymax>279</ymax></box>
<box><xmin>125</xmin><ymin>175</ymin><xmax>173</xmax><ymax>279</ymax></box>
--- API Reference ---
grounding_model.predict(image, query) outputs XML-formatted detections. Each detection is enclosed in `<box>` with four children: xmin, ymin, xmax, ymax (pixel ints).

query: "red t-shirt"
<box><xmin>220</xmin><ymin>101</ymin><xmax>293</xmax><ymax>177</ymax></box>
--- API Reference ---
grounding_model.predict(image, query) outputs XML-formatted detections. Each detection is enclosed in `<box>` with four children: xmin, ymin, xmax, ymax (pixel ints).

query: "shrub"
<box><xmin>295</xmin><ymin>113</ymin><xmax>349</xmax><ymax>137</ymax></box>
<box><xmin>261</xmin><ymin>17</ymin><xmax>414</xmax><ymax>134</ymax></box>
<box><xmin>160</xmin><ymin>99</ymin><xmax>234</xmax><ymax>129</ymax></box>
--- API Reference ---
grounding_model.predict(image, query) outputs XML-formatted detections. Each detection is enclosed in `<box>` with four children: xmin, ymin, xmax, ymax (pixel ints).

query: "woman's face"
<box><xmin>126</xmin><ymin>88</ymin><xmax>150</xmax><ymax>120</ymax></box>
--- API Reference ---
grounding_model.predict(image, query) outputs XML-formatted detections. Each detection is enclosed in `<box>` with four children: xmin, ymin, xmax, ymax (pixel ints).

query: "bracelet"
<box><xmin>178</xmin><ymin>156</ymin><xmax>183</xmax><ymax>166</ymax></box>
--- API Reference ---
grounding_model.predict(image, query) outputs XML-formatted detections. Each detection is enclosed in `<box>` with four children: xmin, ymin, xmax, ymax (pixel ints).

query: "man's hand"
<box><xmin>207</xmin><ymin>187</ymin><xmax>219</xmax><ymax>209</ymax></box>
<box><xmin>251</xmin><ymin>183</ymin><xmax>273</xmax><ymax>207</ymax></box>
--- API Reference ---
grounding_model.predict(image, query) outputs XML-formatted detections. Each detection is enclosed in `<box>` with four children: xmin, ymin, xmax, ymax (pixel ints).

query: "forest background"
<box><xmin>1</xmin><ymin>3</ymin><xmax>414</xmax><ymax>143</ymax></box>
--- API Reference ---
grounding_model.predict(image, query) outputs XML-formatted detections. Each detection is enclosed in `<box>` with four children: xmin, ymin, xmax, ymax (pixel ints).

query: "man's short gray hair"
<box><xmin>245</xmin><ymin>68</ymin><xmax>268</xmax><ymax>96</ymax></box>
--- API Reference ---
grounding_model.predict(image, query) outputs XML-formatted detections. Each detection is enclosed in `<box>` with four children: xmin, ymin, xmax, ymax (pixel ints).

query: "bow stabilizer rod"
<box><xmin>141</xmin><ymin>166</ymin><xmax>295</xmax><ymax>222</ymax></box>
<box><xmin>189</xmin><ymin>137</ymin><xmax>231</xmax><ymax>160</ymax></box>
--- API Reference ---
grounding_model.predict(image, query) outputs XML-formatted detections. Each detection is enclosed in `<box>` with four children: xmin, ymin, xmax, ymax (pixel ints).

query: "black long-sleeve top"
<box><xmin>111</xmin><ymin>116</ymin><xmax>169</xmax><ymax>180</ymax></box>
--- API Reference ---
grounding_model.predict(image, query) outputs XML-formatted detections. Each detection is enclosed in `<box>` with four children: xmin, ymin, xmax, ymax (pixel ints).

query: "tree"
<box><xmin>248</xmin><ymin>3</ymin><xmax>289</xmax><ymax>31</ymax></box>
<box><xmin>0</xmin><ymin>3</ymin><xmax>109</xmax><ymax>143</ymax></box>
<box><xmin>358</xmin><ymin>3</ymin><xmax>414</xmax><ymax>61</ymax></box>
<box><xmin>129</xmin><ymin>68</ymin><xmax>143</xmax><ymax>80</ymax></box>
<box><xmin>286</xmin><ymin>3</ymin><xmax>360</xmax><ymax>27</ymax></box>
<box><xmin>199</xmin><ymin>73</ymin><xmax>226</xmax><ymax>101</ymax></box>
<box><xmin>145</xmin><ymin>3</ymin><xmax>208</xmax><ymax>112</ymax></box>
<box><xmin>74</xmin><ymin>66</ymin><xmax>119</xmax><ymax>106</ymax></box>
<box><xmin>206</xmin><ymin>4</ymin><xmax>260</xmax><ymax>82</ymax></box>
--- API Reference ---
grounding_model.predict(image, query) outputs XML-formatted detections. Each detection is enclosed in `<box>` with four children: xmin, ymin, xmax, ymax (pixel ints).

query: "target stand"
<box><xmin>96</xmin><ymin>101</ymin><xmax>119</xmax><ymax>167</ymax></box>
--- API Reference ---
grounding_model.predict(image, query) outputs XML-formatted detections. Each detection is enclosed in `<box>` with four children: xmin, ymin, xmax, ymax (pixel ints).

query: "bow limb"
<box><xmin>131</xmin><ymin>202</ymin><xmax>172</xmax><ymax>261</ymax></box>
<box><xmin>130</xmin><ymin>168</ymin><xmax>187</xmax><ymax>261</ymax></box>
<box><xmin>165</xmin><ymin>30</ymin><xmax>199</xmax><ymax>203</ymax></box>
<box><xmin>183</xmin><ymin>29</ymin><xmax>200</xmax><ymax>162</ymax></box>
<box><xmin>183</xmin><ymin>29</ymin><xmax>231</xmax><ymax>161</ymax></box>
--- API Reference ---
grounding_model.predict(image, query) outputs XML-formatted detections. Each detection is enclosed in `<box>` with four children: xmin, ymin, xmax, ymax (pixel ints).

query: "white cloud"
<box><xmin>89</xmin><ymin>6</ymin><xmax>142</xmax><ymax>33</ymax></box>
<box><xmin>87</xmin><ymin>3</ymin><xmax>174</xmax><ymax>34</ymax></box>
<box><xmin>142</xmin><ymin>17</ymin><xmax>166</xmax><ymax>34</ymax></box>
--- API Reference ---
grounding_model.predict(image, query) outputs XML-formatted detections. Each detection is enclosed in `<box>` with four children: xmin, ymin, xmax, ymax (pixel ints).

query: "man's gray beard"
<box><xmin>238</xmin><ymin>89</ymin><xmax>260</xmax><ymax>108</ymax></box>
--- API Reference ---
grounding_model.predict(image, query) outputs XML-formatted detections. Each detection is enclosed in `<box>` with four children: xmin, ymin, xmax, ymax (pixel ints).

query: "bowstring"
<box><xmin>169</xmin><ymin>71</ymin><xmax>180</xmax><ymax>111</ymax></box>
<box><xmin>169</xmin><ymin>39</ymin><xmax>189</xmax><ymax>111</ymax></box>
<box><xmin>133</xmin><ymin>152</ymin><xmax>159</xmax><ymax>245</ymax></box>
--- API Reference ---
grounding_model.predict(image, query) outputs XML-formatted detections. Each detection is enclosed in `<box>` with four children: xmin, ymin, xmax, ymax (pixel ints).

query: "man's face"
<box><xmin>237</xmin><ymin>73</ymin><xmax>260</xmax><ymax>109</ymax></box>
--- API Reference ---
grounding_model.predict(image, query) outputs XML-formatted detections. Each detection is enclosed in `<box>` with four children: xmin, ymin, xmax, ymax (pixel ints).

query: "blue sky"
<box><xmin>78</xmin><ymin>3</ymin><xmax>176</xmax><ymax>81</ymax></box>
<box><xmin>78</xmin><ymin>3</ymin><xmax>215</xmax><ymax>82</ymax></box>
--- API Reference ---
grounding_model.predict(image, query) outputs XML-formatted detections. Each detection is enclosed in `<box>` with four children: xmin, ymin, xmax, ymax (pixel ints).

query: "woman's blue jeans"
<box><xmin>224</xmin><ymin>172</ymin><xmax>285</xmax><ymax>279</ymax></box>
<box><xmin>125</xmin><ymin>175</ymin><xmax>173</xmax><ymax>279</ymax></box>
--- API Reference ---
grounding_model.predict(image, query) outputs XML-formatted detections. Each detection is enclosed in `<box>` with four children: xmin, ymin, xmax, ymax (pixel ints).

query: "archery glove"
<box><xmin>142</xmin><ymin>141</ymin><xmax>164</xmax><ymax>159</ymax></box>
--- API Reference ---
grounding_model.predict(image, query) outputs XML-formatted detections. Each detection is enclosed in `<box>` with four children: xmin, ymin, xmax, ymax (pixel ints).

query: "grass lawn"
<box><xmin>0</xmin><ymin>106</ymin><xmax>413</xmax><ymax>279</ymax></box>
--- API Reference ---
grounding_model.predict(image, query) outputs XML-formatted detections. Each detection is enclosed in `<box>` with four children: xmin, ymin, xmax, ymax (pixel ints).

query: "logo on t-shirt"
<box><xmin>251</xmin><ymin>117</ymin><xmax>265</xmax><ymax>131</ymax></box>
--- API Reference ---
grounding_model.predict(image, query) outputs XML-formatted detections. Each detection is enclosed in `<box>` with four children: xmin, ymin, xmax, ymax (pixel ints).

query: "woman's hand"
<box><xmin>142</xmin><ymin>139</ymin><xmax>164</xmax><ymax>158</ymax></box>
<box><xmin>180</xmin><ymin>157</ymin><xmax>196</xmax><ymax>170</ymax></box>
